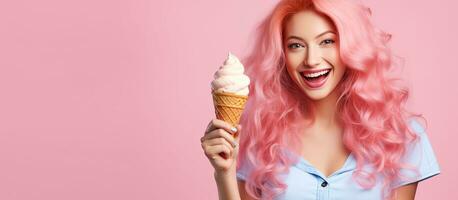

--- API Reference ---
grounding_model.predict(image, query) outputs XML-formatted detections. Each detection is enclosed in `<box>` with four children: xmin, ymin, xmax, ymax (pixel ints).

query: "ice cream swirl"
<box><xmin>211</xmin><ymin>52</ymin><xmax>250</xmax><ymax>96</ymax></box>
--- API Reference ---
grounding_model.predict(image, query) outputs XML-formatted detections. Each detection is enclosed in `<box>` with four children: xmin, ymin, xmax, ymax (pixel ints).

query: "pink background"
<box><xmin>0</xmin><ymin>0</ymin><xmax>456</xmax><ymax>199</ymax></box>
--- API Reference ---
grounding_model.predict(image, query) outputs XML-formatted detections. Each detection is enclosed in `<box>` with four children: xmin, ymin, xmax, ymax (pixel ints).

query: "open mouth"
<box><xmin>300</xmin><ymin>69</ymin><xmax>331</xmax><ymax>89</ymax></box>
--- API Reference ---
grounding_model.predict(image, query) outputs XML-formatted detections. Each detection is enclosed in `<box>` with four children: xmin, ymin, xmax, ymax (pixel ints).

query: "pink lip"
<box><xmin>300</xmin><ymin>69</ymin><xmax>331</xmax><ymax>89</ymax></box>
<box><xmin>301</xmin><ymin>68</ymin><xmax>332</xmax><ymax>74</ymax></box>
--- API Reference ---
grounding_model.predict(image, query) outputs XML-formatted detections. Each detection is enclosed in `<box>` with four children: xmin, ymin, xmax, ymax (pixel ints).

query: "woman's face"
<box><xmin>283</xmin><ymin>9</ymin><xmax>346</xmax><ymax>101</ymax></box>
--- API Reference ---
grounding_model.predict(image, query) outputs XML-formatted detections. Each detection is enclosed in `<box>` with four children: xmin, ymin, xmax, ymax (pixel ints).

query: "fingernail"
<box><xmin>231</xmin><ymin>127</ymin><xmax>238</xmax><ymax>133</ymax></box>
<box><xmin>232</xmin><ymin>142</ymin><xmax>238</xmax><ymax>148</ymax></box>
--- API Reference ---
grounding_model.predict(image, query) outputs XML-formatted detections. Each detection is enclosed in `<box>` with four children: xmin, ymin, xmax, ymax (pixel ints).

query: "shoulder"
<box><xmin>391</xmin><ymin>118</ymin><xmax>441</xmax><ymax>188</ymax></box>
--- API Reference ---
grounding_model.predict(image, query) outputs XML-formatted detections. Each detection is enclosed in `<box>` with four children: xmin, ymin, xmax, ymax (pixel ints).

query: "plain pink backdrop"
<box><xmin>0</xmin><ymin>0</ymin><xmax>456</xmax><ymax>199</ymax></box>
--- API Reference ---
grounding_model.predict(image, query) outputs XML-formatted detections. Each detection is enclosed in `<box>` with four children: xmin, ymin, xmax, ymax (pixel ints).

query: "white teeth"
<box><xmin>304</xmin><ymin>69</ymin><xmax>330</xmax><ymax>78</ymax></box>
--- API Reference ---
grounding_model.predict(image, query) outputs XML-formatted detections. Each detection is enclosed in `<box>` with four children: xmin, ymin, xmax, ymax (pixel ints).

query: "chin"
<box><xmin>302</xmin><ymin>80</ymin><xmax>341</xmax><ymax>101</ymax></box>
<box><xmin>303</xmin><ymin>89</ymin><xmax>331</xmax><ymax>101</ymax></box>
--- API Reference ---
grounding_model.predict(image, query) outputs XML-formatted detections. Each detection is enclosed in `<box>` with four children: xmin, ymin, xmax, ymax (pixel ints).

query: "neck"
<box><xmin>310</xmin><ymin>90</ymin><xmax>341</xmax><ymax>128</ymax></box>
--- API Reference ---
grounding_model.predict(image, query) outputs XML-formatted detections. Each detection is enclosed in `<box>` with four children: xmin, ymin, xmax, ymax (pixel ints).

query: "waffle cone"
<box><xmin>212</xmin><ymin>91</ymin><xmax>248</xmax><ymax>137</ymax></box>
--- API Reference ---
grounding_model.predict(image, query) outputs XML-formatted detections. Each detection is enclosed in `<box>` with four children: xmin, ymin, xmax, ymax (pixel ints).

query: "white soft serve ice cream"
<box><xmin>211</xmin><ymin>52</ymin><xmax>250</xmax><ymax>96</ymax></box>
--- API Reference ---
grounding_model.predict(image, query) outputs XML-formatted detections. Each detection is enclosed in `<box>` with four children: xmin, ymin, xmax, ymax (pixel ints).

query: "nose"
<box><xmin>304</xmin><ymin>46</ymin><xmax>321</xmax><ymax>67</ymax></box>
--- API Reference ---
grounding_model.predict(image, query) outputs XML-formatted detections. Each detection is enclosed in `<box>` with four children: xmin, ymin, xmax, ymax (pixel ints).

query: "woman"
<box><xmin>200</xmin><ymin>0</ymin><xmax>440</xmax><ymax>199</ymax></box>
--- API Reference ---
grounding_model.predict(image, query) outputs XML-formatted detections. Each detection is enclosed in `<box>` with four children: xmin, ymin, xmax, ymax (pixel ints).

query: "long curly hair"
<box><xmin>236</xmin><ymin>0</ymin><xmax>425</xmax><ymax>199</ymax></box>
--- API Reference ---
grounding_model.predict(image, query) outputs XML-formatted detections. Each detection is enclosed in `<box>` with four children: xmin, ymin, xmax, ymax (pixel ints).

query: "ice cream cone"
<box><xmin>212</xmin><ymin>91</ymin><xmax>247</xmax><ymax>138</ymax></box>
<box><xmin>211</xmin><ymin>52</ymin><xmax>249</xmax><ymax>138</ymax></box>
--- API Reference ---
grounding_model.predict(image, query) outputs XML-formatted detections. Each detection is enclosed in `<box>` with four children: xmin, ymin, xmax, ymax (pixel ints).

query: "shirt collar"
<box><xmin>282</xmin><ymin>147</ymin><xmax>357</xmax><ymax>180</ymax></box>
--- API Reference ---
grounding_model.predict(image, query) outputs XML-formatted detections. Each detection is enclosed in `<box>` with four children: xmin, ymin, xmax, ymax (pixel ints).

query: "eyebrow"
<box><xmin>286</xmin><ymin>30</ymin><xmax>336</xmax><ymax>41</ymax></box>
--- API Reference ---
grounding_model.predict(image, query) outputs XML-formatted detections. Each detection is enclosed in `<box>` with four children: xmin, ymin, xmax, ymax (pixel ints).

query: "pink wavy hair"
<box><xmin>236</xmin><ymin>0</ymin><xmax>425</xmax><ymax>199</ymax></box>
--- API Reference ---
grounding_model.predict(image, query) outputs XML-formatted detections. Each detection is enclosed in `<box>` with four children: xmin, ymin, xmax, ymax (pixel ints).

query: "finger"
<box><xmin>202</xmin><ymin>129</ymin><xmax>237</xmax><ymax>148</ymax></box>
<box><xmin>204</xmin><ymin>120</ymin><xmax>213</xmax><ymax>134</ymax></box>
<box><xmin>204</xmin><ymin>138</ymin><xmax>234</xmax><ymax>158</ymax></box>
<box><xmin>205</xmin><ymin>144</ymin><xmax>231</xmax><ymax>159</ymax></box>
<box><xmin>206</xmin><ymin>119</ymin><xmax>238</xmax><ymax>136</ymax></box>
<box><xmin>204</xmin><ymin>137</ymin><xmax>234</xmax><ymax>154</ymax></box>
<box><xmin>234</xmin><ymin>124</ymin><xmax>242</xmax><ymax>144</ymax></box>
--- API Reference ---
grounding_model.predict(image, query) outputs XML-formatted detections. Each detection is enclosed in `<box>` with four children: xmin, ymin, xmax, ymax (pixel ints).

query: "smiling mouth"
<box><xmin>300</xmin><ymin>69</ymin><xmax>332</xmax><ymax>89</ymax></box>
<box><xmin>301</xmin><ymin>69</ymin><xmax>331</xmax><ymax>81</ymax></box>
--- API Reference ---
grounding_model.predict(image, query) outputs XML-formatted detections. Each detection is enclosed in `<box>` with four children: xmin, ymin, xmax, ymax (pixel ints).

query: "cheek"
<box><xmin>322</xmin><ymin>49</ymin><xmax>339</xmax><ymax>64</ymax></box>
<box><xmin>285</xmin><ymin>63</ymin><xmax>296</xmax><ymax>80</ymax></box>
<box><xmin>284</xmin><ymin>59</ymin><xmax>300</xmax><ymax>83</ymax></box>
<box><xmin>322</xmin><ymin>48</ymin><xmax>346</xmax><ymax>78</ymax></box>
<box><xmin>332</xmin><ymin>64</ymin><xmax>347</xmax><ymax>86</ymax></box>
<box><xmin>285</xmin><ymin>52</ymin><xmax>303</xmax><ymax>69</ymax></box>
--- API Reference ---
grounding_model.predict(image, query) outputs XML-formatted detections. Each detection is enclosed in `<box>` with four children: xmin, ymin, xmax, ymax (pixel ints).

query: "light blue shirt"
<box><xmin>236</xmin><ymin>119</ymin><xmax>441</xmax><ymax>200</ymax></box>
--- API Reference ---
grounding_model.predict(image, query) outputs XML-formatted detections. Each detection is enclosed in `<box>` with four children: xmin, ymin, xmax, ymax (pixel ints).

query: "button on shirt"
<box><xmin>236</xmin><ymin>119</ymin><xmax>441</xmax><ymax>200</ymax></box>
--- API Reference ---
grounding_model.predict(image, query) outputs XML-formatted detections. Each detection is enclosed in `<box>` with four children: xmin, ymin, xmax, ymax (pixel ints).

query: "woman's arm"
<box><xmin>214</xmin><ymin>170</ymin><xmax>241</xmax><ymax>200</ymax></box>
<box><xmin>394</xmin><ymin>182</ymin><xmax>418</xmax><ymax>200</ymax></box>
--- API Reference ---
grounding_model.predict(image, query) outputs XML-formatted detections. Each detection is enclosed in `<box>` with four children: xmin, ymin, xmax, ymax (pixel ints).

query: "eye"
<box><xmin>287</xmin><ymin>43</ymin><xmax>303</xmax><ymax>49</ymax></box>
<box><xmin>320</xmin><ymin>39</ymin><xmax>335</xmax><ymax>45</ymax></box>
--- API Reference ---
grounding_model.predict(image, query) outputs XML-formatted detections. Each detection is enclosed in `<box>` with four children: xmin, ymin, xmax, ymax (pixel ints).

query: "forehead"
<box><xmin>284</xmin><ymin>9</ymin><xmax>337</xmax><ymax>39</ymax></box>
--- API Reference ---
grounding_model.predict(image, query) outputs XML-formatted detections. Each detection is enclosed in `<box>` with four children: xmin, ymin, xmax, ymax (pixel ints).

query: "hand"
<box><xmin>201</xmin><ymin>119</ymin><xmax>242</xmax><ymax>174</ymax></box>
